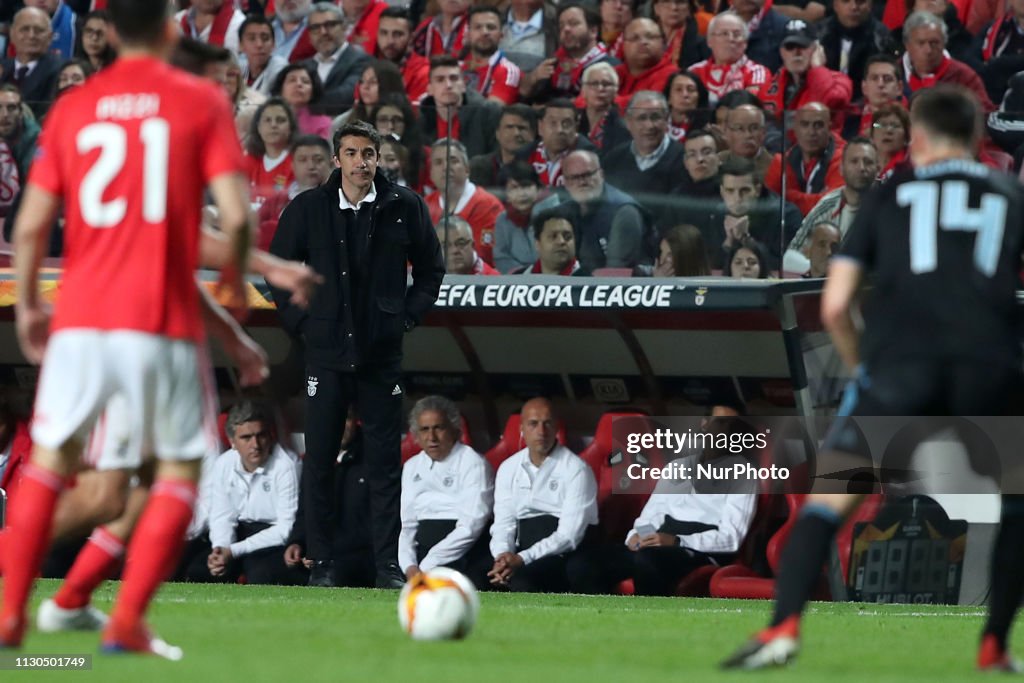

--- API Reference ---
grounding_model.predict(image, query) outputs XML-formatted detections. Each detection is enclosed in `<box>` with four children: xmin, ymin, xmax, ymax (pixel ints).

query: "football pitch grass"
<box><xmin>7</xmin><ymin>579</ymin><xmax>1013</xmax><ymax>682</ymax></box>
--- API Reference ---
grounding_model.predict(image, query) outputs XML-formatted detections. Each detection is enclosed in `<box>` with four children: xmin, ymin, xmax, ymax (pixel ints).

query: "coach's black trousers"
<box><xmin>304</xmin><ymin>362</ymin><xmax>403</xmax><ymax>574</ymax></box>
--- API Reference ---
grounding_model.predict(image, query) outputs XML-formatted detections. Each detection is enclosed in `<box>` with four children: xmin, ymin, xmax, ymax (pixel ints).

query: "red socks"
<box><xmin>0</xmin><ymin>464</ymin><xmax>65</xmax><ymax>643</ymax></box>
<box><xmin>54</xmin><ymin>527</ymin><xmax>126</xmax><ymax>610</ymax></box>
<box><xmin>107</xmin><ymin>479</ymin><xmax>196</xmax><ymax>631</ymax></box>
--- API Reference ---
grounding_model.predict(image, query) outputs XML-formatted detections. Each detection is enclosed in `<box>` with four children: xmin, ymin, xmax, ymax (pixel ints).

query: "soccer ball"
<box><xmin>397</xmin><ymin>568</ymin><xmax>479</xmax><ymax>640</ymax></box>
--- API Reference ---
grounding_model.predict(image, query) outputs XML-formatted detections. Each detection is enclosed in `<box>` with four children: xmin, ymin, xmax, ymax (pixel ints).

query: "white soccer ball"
<box><xmin>397</xmin><ymin>567</ymin><xmax>479</xmax><ymax>641</ymax></box>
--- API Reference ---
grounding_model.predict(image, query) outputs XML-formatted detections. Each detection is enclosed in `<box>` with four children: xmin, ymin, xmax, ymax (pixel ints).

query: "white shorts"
<box><xmin>32</xmin><ymin>330</ymin><xmax>219</xmax><ymax>463</ymax></box>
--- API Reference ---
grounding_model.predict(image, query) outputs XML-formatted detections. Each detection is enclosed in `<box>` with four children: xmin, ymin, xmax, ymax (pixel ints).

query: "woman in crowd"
<box><xmin>652</xmin><ymin>0</ymin><xmax>708</xmax><ymax>70</ymax></box>
<box><xmin>664</xmin><ymin>71</ymin><xmax>711</xmax><ymax>142</ymax></box>
<box><xmin>870</xmin><ymin>104</ymin><xmax>911</xmax><ymax>182</ymax></box>
<box><xmin>378</xmin><ymin>137</ymin><xmax>412</xmax><ymax>187</ymax></box>
<box><xmin>245</xmin><ymin>98</ymin><xmax>298</xmax><ymax>209</ymax></box>
<box><xmin>578</xmin><ymin>62</ymin><xmax>630</xmax><ymax>154</ymax></box>
<box><xmin>52</xmin><ymin>59</ymin><xmax>94</xmax><ymax>99</ymax></box>
<box><xmin>75</xmin><ymin>10</ymin><xmax>117</xmax><ymax>71</ymax></box>
<box><xmin>654</xmin><ymin>224</ymin><xmax>711</xmax><ymax>277</ymax></box>
<box><xmin>272</xmin><ymin>63</ymin><xmax>332</xmax><ymax>139</ymax></box>
<box><xmin>373</xmin><ymin>94</ymin><xmax>426</xmax><ymax>191</ymax></box>
<box><xmin>726</xmin><ymin>240</ymin><xmax>769</xmax><ymax>279</ymax></box>
<box><xmin>335</xmin><ymin>60</ymin><xmax>408</xmax><ymax>129</ymax></box>
<box><xmin>493</xmin><ymin>162</ymin><xmax>545</xmax><ymax>273</ymax></box>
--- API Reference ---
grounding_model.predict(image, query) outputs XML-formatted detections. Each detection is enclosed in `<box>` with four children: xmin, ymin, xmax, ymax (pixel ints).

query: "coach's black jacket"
<box><xmin>268</xmin><ymin>169</ymin><xmax>444</xmax><ymax>370</ymax></box>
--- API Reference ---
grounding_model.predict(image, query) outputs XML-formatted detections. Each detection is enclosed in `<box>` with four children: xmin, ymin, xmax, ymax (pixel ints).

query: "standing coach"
<box><xmin>269</xmin><ymin>121</ymin><xmax>445</xmax><ymax>588</ymax></box>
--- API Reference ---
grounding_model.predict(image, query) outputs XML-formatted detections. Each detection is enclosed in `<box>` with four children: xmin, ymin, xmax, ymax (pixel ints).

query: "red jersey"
<box><xmin>29</xmin><ymin>57</ymin><xmax>244</xmax><ymax>342</ymax></box>
<box><xmin>463</xmin><ymin>51</ymin><xmax>521</xmax><ymax>104</ymax></box>
<box><xmin>245</xmin><ymin>153</ymin><xmax>295</xmax><ymax>209</ymax></box>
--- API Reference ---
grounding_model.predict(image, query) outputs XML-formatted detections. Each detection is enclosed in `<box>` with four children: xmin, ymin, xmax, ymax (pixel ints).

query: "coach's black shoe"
<box><xmin>308</xmin><ymin>560</ymin><xmax>336</xmax><ymax>588</ymax></box>
<box><xmin>375</xmin><ymin>563</ymin><xmax>406</xmax><ymax>589</ymax></box>
<box><xmin>721</xmin><ymin>616</ymin><xmax>800</xmax><ymax>670</ymax></box>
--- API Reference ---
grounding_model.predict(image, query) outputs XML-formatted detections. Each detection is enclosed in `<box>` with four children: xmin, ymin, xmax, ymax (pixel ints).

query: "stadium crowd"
<box><xmin>4</xmin><ymin>0</ymin><xmax>1024</xmax><ymax>280</ymax></box>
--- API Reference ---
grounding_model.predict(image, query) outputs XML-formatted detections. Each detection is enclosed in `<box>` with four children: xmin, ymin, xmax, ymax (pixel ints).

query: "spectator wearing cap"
<box><xmin>817</xmin><ymin>0</ymin><xmax>898</xmax><ymax>101</ymax></box>
<box><xmin>901</xmin><ymin>11</ymin><xmax>995</xmax><ymax>112</ymax></box>
<box><xmin>730</xmin><ymin>0</ymin><xmax>790</xmax><ymax>73</ymax></box>
<box><xmin>427</xmin><ymin>138</ymin><xmax>505</xmax><ymax>266</ymax></box>
<box><xmin>614</xmin><ymin>17</ymin><xmax>679</xmax><ymax>111</ymax></box>
<box><xmin>688</xmin><ymin>13</ymin><xmax>768</xmax><ymax>105</ymax></box>
<box><xmin>758</xmin><ymin>20</ymin><xmax>852</xmax><ymax>134</ymax></box>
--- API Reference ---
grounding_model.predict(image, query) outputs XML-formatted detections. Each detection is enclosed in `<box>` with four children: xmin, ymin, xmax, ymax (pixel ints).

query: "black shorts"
<box><xmin>817</xmin><ymin>359</ymin><xmax>1024</xmax><ymax>492</ymax></box>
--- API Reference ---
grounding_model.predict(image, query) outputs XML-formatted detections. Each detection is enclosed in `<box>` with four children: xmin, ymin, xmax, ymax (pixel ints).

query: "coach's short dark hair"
<box><xmin>334</xmin><ymin>121</ymin><xmax>382</xmax><ymax>155</ymax></box>
<box><xmin>108</xmin><ymin>0</ymin><xmax>170</xmax><ymax>44</ymax></box>
<box><xmin>532</xmin><ymin>204</ymin><xmax>576</xmax><ymax>241</ymax></box>
<box><xmin>910</xmin><ymin>84</ymin><xmax>981</xmax><ymax>147</ymax></box>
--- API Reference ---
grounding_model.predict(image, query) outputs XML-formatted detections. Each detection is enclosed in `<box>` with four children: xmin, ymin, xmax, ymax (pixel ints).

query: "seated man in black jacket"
<box><xmin>695</xmin><ymin>156</ymin><xmax>801</xmax><ymax>272</ymax></box>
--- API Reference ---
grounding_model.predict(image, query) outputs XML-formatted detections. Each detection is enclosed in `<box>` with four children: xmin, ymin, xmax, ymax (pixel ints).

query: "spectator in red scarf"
<box><xmin>976</xmin><ymin>0</ymin><xmax>1024</xmax><ymax>105</ymax></box>
<box><xmin>614</xmin><ymin>17</ymin><xmax>679</xmax><ymax>110</ymax></box>
<box><xmin>462</xmin><ymin>6</ymin><xmax>521</xmax><ymax>105</ymax></box>
<box><xmin>578</xmin><ymin>62</ymin><xmax>631</xmax><ymax>153</ymax></box>
<box><xmin>176</xmin><ymin>0</ymin><xmax>246</xmax><ymax>55</ymax></box>
<box><xmin>652</xmin><ymin>0</ymin><xmax>708</xmax><ymax>70</ymax></box>
<box><xmin>869</xmin><ymin>103</ymin><xmax>910</xmax><ymax>181</ymax></box>
<box><xmin>663</xmin><ymin>70</ymin><xmax>711</xmax><ymax>142</ymax></box>
<box><xmin>412</xmin><ymin>0</ymin><xmax>470</xmax><ymax>57</ymax></box>
<box><xmin>600</xmin><ymin>0</ymin><xmax>636</xmax><ymax>59</ymax></box>
<box><xmin>523</xmin><ymin>3</ymin><xmax>614</xmax><ymax>103</ymax></box>
<box><xmin>494</xmin><ymin>161</ymin><xmax>544</xmax><ymax>273</ymax></box>
<box><xmin>517</xmin><ymin>98</ymin><xmax>597</xmax><ymax>187</ymax></box>
<box><xmin>901</xmin><ymin>11</ymin><xmax>995</xmax><ymax>112</ymax></box>
<box><xmin>688</xmin><ymin>12</ymin><xmax>769</xmax><ymax>105</ymax></box>
<box><xmin>841</xmin><ymin>54</ymin><xmax>905</xmax><ymax>140</ymax></box>
<box><xmin>339</xmin><ymin>0</ymin><xmax>388</xmax><ymax>56</ymax></box>
<box><xmin>520</xmin><ymin>206</ymin><xmax>590</xmax><ymax>276</ymax></box>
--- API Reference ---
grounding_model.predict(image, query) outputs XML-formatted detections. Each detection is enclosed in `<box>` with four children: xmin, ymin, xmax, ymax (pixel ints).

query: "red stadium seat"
<box><xmin>483</xmin><ymin>413</ymin><xmax>567</xmax><ymax>472</ymax></box>
<box><xmin>400</xmin><ymin>414</ymin><xmax>473</xmax><ymax>463</ymax></box>
<box><xmin>710</xmin><ymin>492</ymin><xmax>884</xmax><ymax>600</ymax></box>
